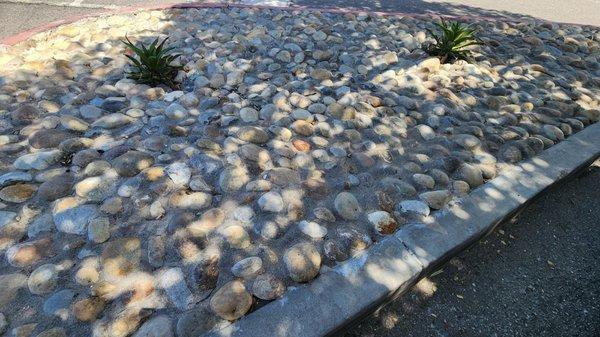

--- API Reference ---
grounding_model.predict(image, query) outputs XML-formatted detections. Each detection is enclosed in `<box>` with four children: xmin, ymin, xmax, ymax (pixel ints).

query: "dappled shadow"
<box><xmin>342</xmin><ymin>162</ymin><xmax>600</xmax><ymax>337</ymax></box>
<box><xmin>0</xmin><ymin>3</ymin><xmax>599</xmax><ymax>337</ymax></box>
<box><xmin>288</xmin><ymin>0</ymin><xmax>537</xmax><ymax>22</ymax></box>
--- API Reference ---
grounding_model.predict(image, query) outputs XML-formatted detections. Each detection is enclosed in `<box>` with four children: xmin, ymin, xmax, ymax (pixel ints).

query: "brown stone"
<box><xmin>292</xmin><ymin>139</ymin><xmax>311</xmax><ymax>152</ymax></box>
<box><xmin>0</xmin><ymin>184</ymin><xmax>37</xmax><ymax>203</ymax></box>
<box><xmin>73</xmin><ymin>296</ymin><xmax>106</xmax><ymax>322</ymax></box>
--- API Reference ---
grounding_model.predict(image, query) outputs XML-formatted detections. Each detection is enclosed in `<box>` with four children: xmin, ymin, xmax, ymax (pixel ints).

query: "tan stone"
<box><xmin>210</xmin><ymin>280</ymin><xmax>252</xmax><ymax>320</ymax></box>
<box><xmin>101</xmin><ymin>238</ymin><xmax>141</xmax><ymax>278</ymax></box>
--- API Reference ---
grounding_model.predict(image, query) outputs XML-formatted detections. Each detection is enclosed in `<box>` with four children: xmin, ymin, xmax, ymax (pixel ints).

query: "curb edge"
<box><xmin>202</xmin><ymin>123</ymin><xmax>600</xmax><ymax>337</ymax></box>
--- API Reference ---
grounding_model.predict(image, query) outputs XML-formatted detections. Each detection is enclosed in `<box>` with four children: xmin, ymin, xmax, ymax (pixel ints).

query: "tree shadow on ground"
<box><xmin>342</xmin><ymin>162</ymin><xmax>600</xmax><ymax>337</ymax></box>
<box><xmin>286</xmin><ymin>0</ymin><xmax>536</xmax><ymax>22</ymax></box>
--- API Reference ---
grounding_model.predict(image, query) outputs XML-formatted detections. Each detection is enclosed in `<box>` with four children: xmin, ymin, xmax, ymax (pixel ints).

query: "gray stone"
<box><xmin>60</xmin><ymin>115</ymin><xmax>89</xmax><ymax>131</ymax></box>
<box><xmin>314</xmin><ymin>207</ymin><xmax>336</xmax><ymax>222</ymax></box>
<box><xmin>542</xmin><ymin>124</ymin><xmax>565</xmax><ymax>141</ymax></box>
<box><xmin>166</xmin><ymin>162</ymin><xmax>191</xmax><ymax>186</ymax></box>
<box><xmin>38</xmin><ymin>174</ymin><xmax>73</xmax><ymax>201</ymax></box>
<box><xmin>397</xmin><ymin>200</ymin><xmax>430</xmax><ymax>216</ymax></box>
<box><xmin>251</xmin><ymin>274</ymin><xmax>285</xmax><ymax>300</ymax></box>
<box><xmin>132</xmin><ymin>315</ymin><xmax>174</xmax><ymax>337</ymax></box>
<box><xmin>100</xmin><ymin>97</ymin><xmax>128</xmax><ymax>112</ymax></box>
<box><xmin>72</xmin><ymin>149</ymin><xmax>100</xmax><ymax>167</ymax></box>
<box><xmin>88</xmin><ymin>217</ymin><xmax>111</xmax><ymax>243</ymax></box>
<box><xmin>380</xmin><ymin>178</ymin><xmax>417</xmax><ymax>196</ymax></box>
<box><xmin>28</xmin><ymin>213</ymin><xmax>54</xmax><ymax>237</ymax></box>
<box><xmin>231</xmin><ymin>257</ymin><xmax>263</xmax><ymax>278</ymax></box>
<box><xmin>101</xmin><ymin>237</ymin><xmax>141</xmax><ymax>277</ymax></box>
<box><xmin>36</xmin><ymin>327</ymin><xmax>66</xmax><ymax>337</ymax></box>
<box><xmin>233</xmin><ymin>206</ymin><xmax>254</xmax><ymax>222</ymax></box>
<box><xmin>239</xmin><ymin>107</ymin><xmax>259</xmax><ymax>123</ymax></box>
<box><xmin>29</xmin><ymin>129</ymin><xmax>73</xmax><ymax>149</ymax></box>
<box><xmin>11</xmin><ymin>104</ymin><xmax>40</xmax><ymax>125</ymax></box>
<box><xmin>80</xmin><ymin>105</ymin><xmax>104</xmax><ymax>119</ymax></box>
<box><xmin>0</xmin><ymin>171</ymin><xmax>32</xmax><ymax>188</ymax></box>
<box><xmin>165</xmin><ymin>103</ymin><xmax>188</xmax><ymax>120</ymax></box>
<box><xmin>148</xmin><ymin>235</ymin><xmax>166</xmax><ymax>267</ymax></box>
<box><xmin>58</xmin><ymin>138</ymin><xmax>89</xmax><ymax>155</ymax></box>
<box><xmin>43</xmin><ymin>289</ymin><xmax>75</xmax><ymax>320</ymax></box>
<box><xmin>416</xmin><ymin>124</ymin><xmax>435</xmax><ymax>140</ymax></box>
<box><xmin>221</xmin><ymin>225</ymin><xmax>251</xmax><ymax>249</ymax></box>
<box><xmin>412</xmin><ymin>173</ymin><xmax>435</xmax><ymax>189</ymax></box>
<box><xmin>112</xmin><ymin>151</ymin><xmax>154</xmax><ymax>177</ymax></box>
<box><xmin>176</xmin><ymin>306</ymin><xmax>218</xmax><ymax>337</ymax></box>
<box><xmin>0</xmin><ymin>211</ymin><xmax>17</xmax><ymax>229</ymax></box>
<box><xmin>267</xmin><ymin>167</ymin><xmax>301</xmax><ymax>186</ymax></box>
<box><xmin>14</xmin><ymin>150</ymin><xmax>61</xmax><ymax>170</ymax></box>
<box><xmin>157</xmin><ymin>268</ymin><xmax>193</xmax><ymax>310</ymax></box>
<box><xmin>53</xmin><ymin>204</ymin><xmax>99</xmax><ymax>235</ymax></box>
<box><xmin>454</xmin><ymin>134</ymin><xmax>481</xmax><ymax>150</ymax></box>
<box><xmin>0</xmin><ymin>312</ymin><xmax>6</xmax><ymax>335</ymax></box>
<box><xmin>334</xmin><ymin>192</ymin><xmax>362</xmax><ymax>220</ymax></box>
<box><xmin>28</xmin><ymin>264</ymin><xmax>58</xmax><ymax>295</ymax></box>
<box><xmin>419</xmin><ymin>190</ymin><xmax>452</xmax><ymax>209</ymax></box>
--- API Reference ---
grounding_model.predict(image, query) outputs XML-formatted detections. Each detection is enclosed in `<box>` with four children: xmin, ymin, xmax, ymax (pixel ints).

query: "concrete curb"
<box><xmin>0</xmin><ymin>1</ymin><xmax>568</xmax><ymax>47</ymax></box>
<box><xmin>202</xmin><ymin>122</ymin><xmax>600</xmax><ymax>337</ymax></box>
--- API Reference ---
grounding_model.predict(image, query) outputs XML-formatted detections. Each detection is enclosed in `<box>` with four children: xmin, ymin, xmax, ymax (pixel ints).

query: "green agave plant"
<box><xmin>425</xmin><ymin>20</ymin><xmax>483</xmax><ymax>63</ymax></box>
<box><xmin>122</xmin><ymin>36</ymin><xmax>183</xmax><ymax>88</ymax></box>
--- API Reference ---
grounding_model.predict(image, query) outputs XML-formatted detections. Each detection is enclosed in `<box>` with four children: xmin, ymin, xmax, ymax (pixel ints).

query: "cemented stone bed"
<box><xmin>0</xmin><ymin>6</ymin><xmax>599</xmax><ymax>337</ymax></box>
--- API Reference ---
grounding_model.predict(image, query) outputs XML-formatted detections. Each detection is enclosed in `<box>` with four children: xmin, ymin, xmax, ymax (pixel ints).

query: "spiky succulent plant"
<box><xmin>122</xmin><ymin>36</ymin><xmax>182</xmax><ymax>88</ymax></box>
<box><xmin>425</xmin><ymin>20</ymin><xmax>483</xmax><ymax>63</ymax></box>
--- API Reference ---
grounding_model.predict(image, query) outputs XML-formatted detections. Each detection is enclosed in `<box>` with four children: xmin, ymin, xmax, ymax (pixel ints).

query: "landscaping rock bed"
<box><xmin>0</xmin><ymin>6</ymin><xmax>599</xmax><ymax>337</ymax></box>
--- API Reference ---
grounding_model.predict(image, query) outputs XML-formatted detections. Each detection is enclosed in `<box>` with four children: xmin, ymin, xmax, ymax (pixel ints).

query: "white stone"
<box><xmin>166</xmin><ymin>162</ymin><xmax>191</xmax><ymax>186</ymax></box>
<box><xmin>257</xmin><ymin>191</ymin><xmax>284</xmax><ymax>212</ymax></box>
<box><xmin>231</xmin><ymin>257</ymin><xmax>263</xmax><ymax>278</ymax></box>
<box><xmin>298</xmin><ymin>220</ymin><xmax>327</xmax><ymax>239</ymax></box>
<box><xmin>397</xmin><ymin>200</ymin><xmax>430</xmax><ymax>216</ymax></box>
<box><xmin>14</xmin><ymin>150</ymin><xmax>61</xmax><ymax>170</ymax></box>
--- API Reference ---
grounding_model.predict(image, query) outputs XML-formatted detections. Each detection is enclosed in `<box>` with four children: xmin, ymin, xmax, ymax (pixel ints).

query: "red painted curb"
<box><xmin>0</xmin><ymin>2</ymin><xmax>553</xmax><ymax>47</ymax></box>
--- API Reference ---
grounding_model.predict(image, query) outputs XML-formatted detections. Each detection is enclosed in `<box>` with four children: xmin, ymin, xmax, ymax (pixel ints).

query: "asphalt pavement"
<box><xmin>343</xmin><ymin>161</ymin><xmax>600</xmax><ymax>337</ymax></box>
